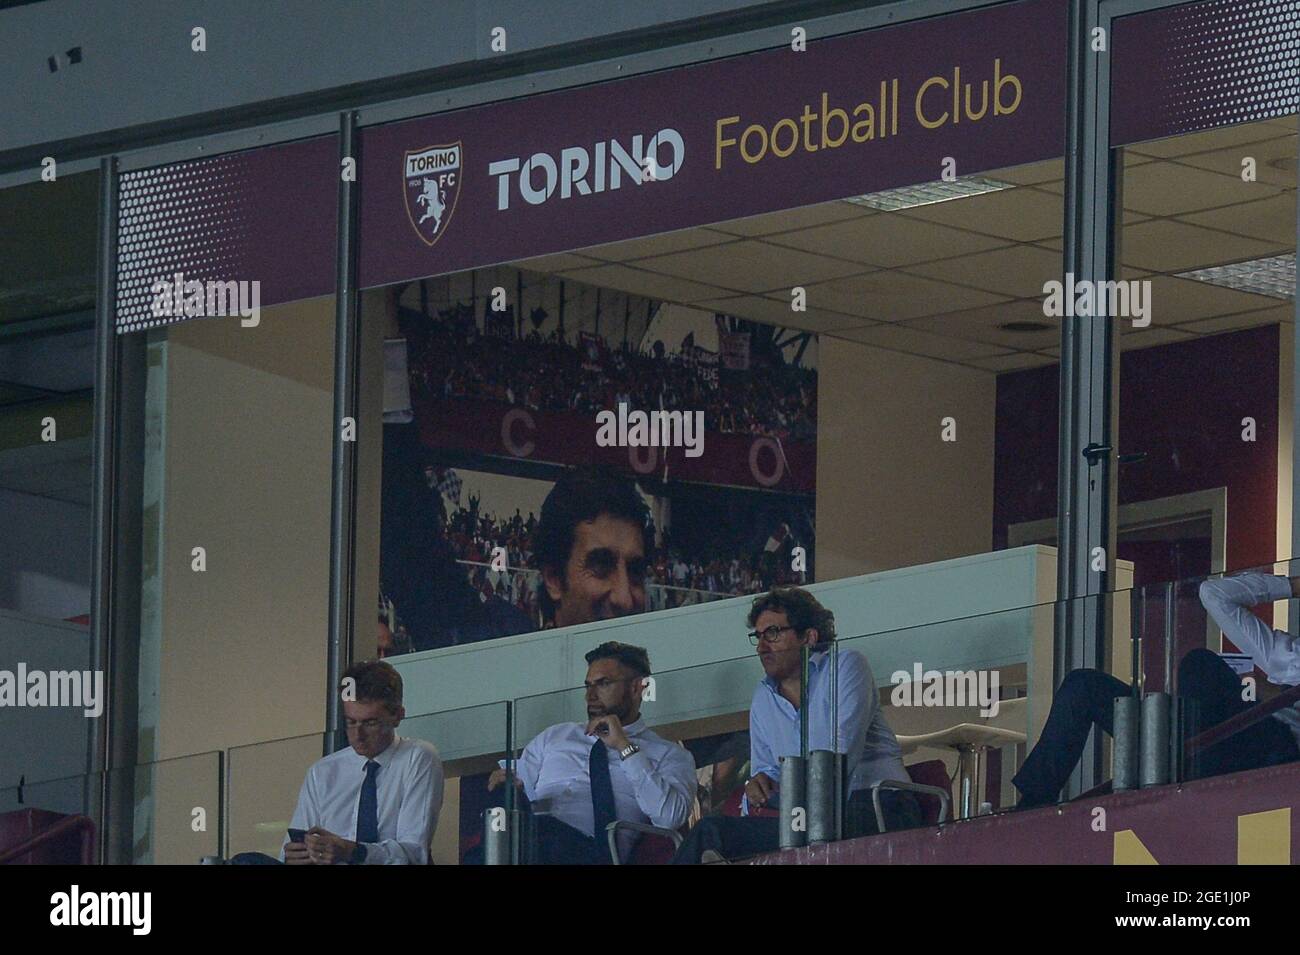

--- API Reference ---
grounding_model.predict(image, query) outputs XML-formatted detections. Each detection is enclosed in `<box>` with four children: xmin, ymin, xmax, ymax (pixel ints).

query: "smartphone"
<box><xmin>287</xmin><ymin>828</ymin><xmax>307</xmax><ymax>843</ymax></box>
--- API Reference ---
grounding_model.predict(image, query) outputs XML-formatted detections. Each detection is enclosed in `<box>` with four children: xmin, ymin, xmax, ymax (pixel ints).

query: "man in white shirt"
<box><xmin>1013</xmin><ymin>571</ymin><xmax>1300</xmax><ymax>807</ymax></box>
<box><xmin>470</xmin><ymin>641</ymin><xmax>697</xmax><ymax>864</ymax></box>
<box><xmin>231</xmin><ymin>660</ymin><xmax>443</xmax><ymax>864</ymax></box>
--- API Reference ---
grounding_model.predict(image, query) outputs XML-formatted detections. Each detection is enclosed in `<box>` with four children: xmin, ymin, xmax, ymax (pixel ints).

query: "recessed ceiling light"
<box><xmin>842</xmin><ymin>176</ymin><xmax>1016</xmax><ymax>212</ymax></box>
<box><xmin>1176</xmin><ymin>254</ymin><xmax>1295</xmax><ymax>299</ymax></box>
<box><xmin>1000</xmin><ymin>320</ymin><xmax>1054</xmax><ymax>333</ymax></box>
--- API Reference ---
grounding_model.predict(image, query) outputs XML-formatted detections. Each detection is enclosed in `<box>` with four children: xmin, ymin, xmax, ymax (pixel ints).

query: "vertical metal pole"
<box><xmin>1056</xmin><ymin>0</ymin><xmax>1119</xmax><ymax>798</ymax></box>
<box><xmin>799</xmin><ymin>643</ymin><xmax>809</xmax><ymax>761</ymax></box>
<box><xmin>778</xmin><ymin>755</ymin><xmax>806</xmax><ymax>849</ymax></box>
<box><xmin>1292</xmin><ymin>137</ymin><xmax>1300</xmax><ymax>638</ymax></box>
<box><xmin>1112</xmin><ymin>697</ymin><xmax>1139</xmax><ymax>791</ymax></box>
<box><xmin>832</xmin><ymin>642</ymin><xmax>842</xmax><ymax>840</ymax></box>
<box><xmin>1163</xmin><ymin>580</ymin><xmax>1176</xmax><ymax>692</ymax></box>
<box><xmin>90</xmin><ymin>155</ymin><xmax>121</xmax><ymax>864</ymax></box>
<box><xmin>217</xmin><ymin>750</ymin><xmax>228</xmax><ymax>860</ymax></box>
<box><xmin>1140</xmin><ymin>692</ymin><xmax>1171</xmax><ymax>787</ymax></box>
<box><xmin>1132</xmin><ymin>584</ymin><xmax>1144</xmax><ymax>697</ymax></box>
<box><xmin>505</xmin><ymin>701</ymin><xmax>515</xmax><ymax>817</ymax></box>
<box><xmin>326</xmin><ymin>112</ymin><xmax>361</xmax><ymax>754</ymax></box>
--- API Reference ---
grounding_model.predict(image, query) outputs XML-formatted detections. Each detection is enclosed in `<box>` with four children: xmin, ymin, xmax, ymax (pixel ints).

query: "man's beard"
<box><xmin>587</xmin><ymin>700</ymin><xmax>629</xmax><ymax>721</ymax></box>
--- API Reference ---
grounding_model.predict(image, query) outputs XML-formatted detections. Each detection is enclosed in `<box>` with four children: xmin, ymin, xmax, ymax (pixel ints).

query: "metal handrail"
<box><xmin>1186</xmin><ymin>682</ymin><xmax>1300</xmax><ymax>756</ymax></box>
<box><xmin>0</xmin><ymin>814</ymin><xmax>95</xmax><ymax>865</ymax></box>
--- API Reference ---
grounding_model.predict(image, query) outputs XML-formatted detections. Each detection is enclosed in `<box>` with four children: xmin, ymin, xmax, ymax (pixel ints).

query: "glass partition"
<box><xmin>472</xmin><ymin>563</ymin><xmax>1300</xmax><ymax>862</ymax></box>
<box><xmin>1113</xmin><ymin>115</ymin><xmax>1296</xmax><ymax>584</ymax></box>
<box><xmin>0</xmin><ymin>751</ymin><xmax>222</xmax><ymax>865</ymax></box>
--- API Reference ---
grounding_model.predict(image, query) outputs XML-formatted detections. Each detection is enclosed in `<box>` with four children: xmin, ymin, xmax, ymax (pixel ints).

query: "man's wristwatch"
<box><xmin>348</xmin><ymin>843</ymin><xmax>367</xmax><ymax>865</ymax></box>
<box><xmin>618</xmin><ymin>743</ymin><xmax>641</xmax><ymax>761</ymax></box>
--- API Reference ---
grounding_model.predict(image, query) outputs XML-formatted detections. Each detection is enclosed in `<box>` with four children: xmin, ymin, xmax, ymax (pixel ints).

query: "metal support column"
<box><xmin>89</xmin><ymin>156</ymin><xmax>121</xmax><ymax>863</ymax></box>
<box><xmin>326</xmin><ymin>113</ymin><xmax>362</xmax><ymax>754</ymax></box>
<box><xmin>1055</xmin><ymin>0</ymin><xmax>1121</xmax><ymax>797</ymax></box>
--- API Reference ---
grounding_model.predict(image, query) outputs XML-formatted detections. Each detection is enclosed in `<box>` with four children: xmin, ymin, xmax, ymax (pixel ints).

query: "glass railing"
<box><xmin>223</xmin><ymin>701</ymin><xmax>510</xmax><ymax>864</ymax></box>
<box><xmin>11</xmin><ymin>559</ymin><xmax>1298</xmax><ymax>864</ymax></box>
<box><xmin>0</xmin><ymin>751</ymin><xmax>222</xmax><ymax>864</ymax></box>
<box><xmin>479</xmin><ymin>562</ymin><xmax>1300</xmax><ymax>861</ymax></box>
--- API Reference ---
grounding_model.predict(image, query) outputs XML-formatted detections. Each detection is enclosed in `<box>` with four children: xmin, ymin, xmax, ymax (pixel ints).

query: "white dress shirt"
<box><xmin>513</xmin><ymin>717</ymin><xmax>697</xmax><ymax>858</ymax></box>
<box><xmin>281</xmin><ymin>735</ymin><xmax>443</xmax><ymax>864</ymax></box>
<box><xmin>1198</xmin><ymin>573</ymin><xmax>1300</xmax><ymax>746</ymax></box>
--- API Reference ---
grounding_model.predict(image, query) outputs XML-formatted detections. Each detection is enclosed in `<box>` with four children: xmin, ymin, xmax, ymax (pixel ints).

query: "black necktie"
<box><xmin>589</xmin><ymin>741</ymin><xmax>617</xmax><ymax>863</ymax></box>
<box><xmin>357</xmin><ymin>760</ymin><xmax>380</xmax><ymax>844</ymax></box>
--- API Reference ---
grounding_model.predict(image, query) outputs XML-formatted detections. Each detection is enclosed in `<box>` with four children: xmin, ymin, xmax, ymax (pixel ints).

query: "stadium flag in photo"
<box><xmin>764</xmin><ymin>521</ymin><xmax>791</xmax><ymax>553</ymax></box>
<box><xmin>580</xmin><ymin>331</ymin><xmax>605</xmax><ymax>371</ymax></box>
<box><xmin>485</xmin><ymin>304</ymin><xmax>515</xmax><ymax>339</ymax></box>
<box><xmin>719</xmin><ymin>331</ymin><xmax>750</xmax><ymax>370</ymax></box>
<box><xmin>437</xmin><ymin>468</ymin><xmax>463</xmax><ymax>506</ymax></box>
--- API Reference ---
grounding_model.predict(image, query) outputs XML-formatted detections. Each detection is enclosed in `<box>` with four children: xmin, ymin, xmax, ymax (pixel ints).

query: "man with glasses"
<box><xmin>673</xmin><ymin>586</ymin><xmax>917</xmax><ymax>864</ymax></box>
<box><xmin>467</xmin><ymin>641</ymin><xmax>697</xmax><ymax>864</ymax></box>
<box><xmin>230</xmin><ymin>660</ymin><xmax>443</xmax><ymax>864</ymax></box>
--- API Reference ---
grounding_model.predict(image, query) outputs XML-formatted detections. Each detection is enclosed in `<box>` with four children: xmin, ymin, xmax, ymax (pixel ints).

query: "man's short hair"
<box><xmin>535</xmin><ymin>465</ymin><xmax>651</xmax><ymax>618</ymax></box>
<box><xmin>747</xmin><ymin>586</ymin><xmax>836</xmax><ymax>643</ymax></box>
<box><xmin>585</xmin><ymin>641</ymin><xmax>651</xmax><ymax>680</ymax></box>
<box><xmin>341</xmin><ymin>660</ymin><xmax>403</xmax><ymax>711</ymax></box>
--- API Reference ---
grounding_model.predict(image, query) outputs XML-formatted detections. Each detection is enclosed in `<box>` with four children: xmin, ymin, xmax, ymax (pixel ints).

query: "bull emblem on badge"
<box><xmin>416</xmin><ymin>178</ymin><xmax>447</xmax><ymax>229</ymax></box>
<box><xmin>404</xmin><ymin>142</ymin><xmax>462</xmax><ymax>246</ymax></box>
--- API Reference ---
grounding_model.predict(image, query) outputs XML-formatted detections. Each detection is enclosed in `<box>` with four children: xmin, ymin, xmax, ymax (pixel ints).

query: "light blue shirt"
<box><xmin>746</xmin><ymin>646</ymin><xmax>907</xmax><ymax>814</ymax></box>
<box><xmin>1198</xmin><ymin>573</ymin><xmax>1300</xmax><ymax>746</ymax></box>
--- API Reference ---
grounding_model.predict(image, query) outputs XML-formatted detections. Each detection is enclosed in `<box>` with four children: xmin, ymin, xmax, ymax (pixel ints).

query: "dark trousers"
<box><xmin>1012</xmin><ymin>648</ymin><xmax>1300</xmax><ymax>806</ymax></box>
<box><xmin>670</xmin><ymin>788</ymin><xmax>922</xmax><ymax>865</ymax></box>
<box><xmin>462</xmin><ymin>788</ymin><xmax>610</xmax><ymax>866</ymax></box>
<box><xmin>229</xmin><ymin>852</ymin><xmax>282</xmax><ymax>865</ymax></box>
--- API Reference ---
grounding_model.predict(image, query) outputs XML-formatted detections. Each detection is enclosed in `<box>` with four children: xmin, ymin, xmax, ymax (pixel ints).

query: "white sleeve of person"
<box><xmin>621</xmin><ymin>741</ymin><xmax>697</xmax><ymax>830</ymax></box>
<box><xmin>1198</xmin><ymin>573</ymin><xmax>1300</xmax><ymax>686</ymax></box>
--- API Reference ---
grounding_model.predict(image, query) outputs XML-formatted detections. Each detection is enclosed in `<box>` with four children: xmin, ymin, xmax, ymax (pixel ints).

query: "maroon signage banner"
<box><xmin>359</xmin><ymin>0</ymin><xmax>1066</xmax><ymax>288</ymax></box>
<box><xmin>416</xmin><ymin>396</ymin><xmax>815</xmax><ymax>493</ymax></box>
<box><xmin>115</xmin><ymin>136</ymin><xmax>338</xmax><ymax>333</ymax></box>
<box><xmin>1113</xmin><ymin>0</ymin><xmax>1300</xmax><ymax>146</ymax></box>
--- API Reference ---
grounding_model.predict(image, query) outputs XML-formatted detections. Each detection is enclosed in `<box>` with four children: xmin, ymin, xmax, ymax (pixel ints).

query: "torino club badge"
<box><xmin>404</xmin><ymin>142</ymin><xmax>462</xmax><ymax>246</ymax></box>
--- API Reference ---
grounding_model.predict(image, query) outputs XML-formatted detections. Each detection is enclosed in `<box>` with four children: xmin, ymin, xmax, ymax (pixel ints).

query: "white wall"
<box><xmin>815</xmin><ymin>336</ymin><xmax>997</xmax><ymax>581</ymax></box>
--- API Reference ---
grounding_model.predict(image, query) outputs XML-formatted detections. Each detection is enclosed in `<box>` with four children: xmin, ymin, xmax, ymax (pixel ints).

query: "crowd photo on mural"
<box><xmin>375</xmin><ymin>267</ymin><xmax>819</xmax><ymax>656</ymax></box>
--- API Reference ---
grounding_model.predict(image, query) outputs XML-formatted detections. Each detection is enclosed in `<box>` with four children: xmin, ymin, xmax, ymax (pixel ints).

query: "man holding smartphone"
<box><xmin>233</xmin><ymin>660</ymin><xmax>443</xmax><ymax>864</ymax></box>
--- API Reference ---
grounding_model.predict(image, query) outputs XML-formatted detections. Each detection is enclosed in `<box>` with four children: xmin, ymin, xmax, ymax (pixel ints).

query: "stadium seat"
<box><xmin>0</xmin><ymin>809</ymin><xmax>95</xmax><ymax>865</ymax></box>
<box><xmin>606</xmin><ymin>820</ymin><xmax>683</xmax><ymax>865</ymax></box>
<box><xmin>870</xmin><ymin>760</ymin><xmax>953</xmax><ymax>829</ymax></box>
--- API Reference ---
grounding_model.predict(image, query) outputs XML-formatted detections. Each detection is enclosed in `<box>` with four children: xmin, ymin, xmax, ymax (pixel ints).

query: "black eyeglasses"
<box><xmin>748</xmin><ymin>625</ymin><xmax>797</xmax><ymax>646</ymax></box>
